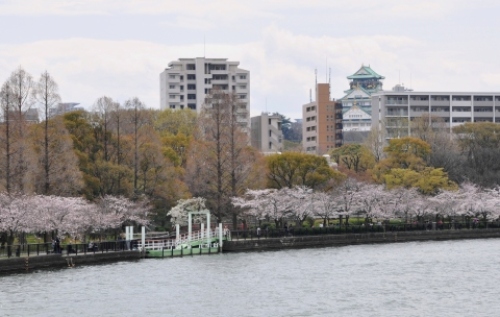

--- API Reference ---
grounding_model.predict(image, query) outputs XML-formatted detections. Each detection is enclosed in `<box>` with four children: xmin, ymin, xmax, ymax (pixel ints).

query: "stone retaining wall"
<box><xmin>0</xmin><ymin>251</ymin><xmax>143</xmax><ymax>274</ymax></box>
<box><xmin>223</xmin><ymin>229</ymin><xmax>500</xmax><ymax>252</ymax></box>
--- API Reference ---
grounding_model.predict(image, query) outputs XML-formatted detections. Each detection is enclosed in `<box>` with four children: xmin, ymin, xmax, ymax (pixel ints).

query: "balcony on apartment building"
<box><xmin>409</xmin><ymin>97</ymin><xmax>429</xmax><ymax>106</ymax></box>
<box><xmin>426</xmin><ymin>107</ymin><xmax>449</xmax><ymax>119</ymax></box>
<box><xmin>168</xmin><ymin>75</ymin><xmax>181</xmax><ymax>83</ymax></box>
<box><xmin>473</xmin><ymin>107</ymin><xmax>494</xmax><ymax>118</ymax></box>
<box><xmin>451</xmin><ymin>106</ymin><xmax>471</xmax><ymax>118</ymax></box>
<box><xmin>235</xmin><ymin>75</ymin><xmax>248</xmax><ymax>83</ymax></box>
<box><xmin>385</xmin><ymin>98</ymin><xmax>408</xmax><ymax>105</ymax></box>
<box><xmin>386</xmin><ymin>109</ymin><xmax>409</xmax><ymax>117</ymax></box>
<box><xmin>429</xmin><ymin>96</ymin><xmax>450</xmax><ymax>106</ymax></box>
<box><xmin>451</xmin><ymin>96</ymin><xmax>472</xmax><ymax>107</ymax></box>
<box><xmin>474</xmin><ymin>118</ymin><xmax>494</xmax><ymax>123</ymax></box>
<box><xmin>410</xmin><ymin>106</ymin><xmax>429</xmax><ymax>117</ymax></box>
<box><xmin>474</xmin><ymin>96</ymin><xmax>494</xmax><ymax>106</ymax></box>
<box><xmin>168</xmin><ymin>86</ymin><xmax>181</xmax><ymax>94</ymax></box>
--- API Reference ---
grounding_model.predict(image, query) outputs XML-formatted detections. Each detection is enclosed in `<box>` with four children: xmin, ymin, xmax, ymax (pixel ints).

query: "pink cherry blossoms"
<box><xmin>0</xmin><ymin>193</ymin><xmax>151</xmax><ymax>240</ymax></box>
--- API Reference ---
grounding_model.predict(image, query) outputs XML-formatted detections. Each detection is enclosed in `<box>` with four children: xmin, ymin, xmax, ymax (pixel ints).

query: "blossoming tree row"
<box><xmin>0</xmin><ymin>194</ymin><xmax>151</xmax><ymax>243</ymax></box>
<box><xmin>231</xmin><ymin>180</ymin><xmax>500</xmax><ymax>227</ymax></box>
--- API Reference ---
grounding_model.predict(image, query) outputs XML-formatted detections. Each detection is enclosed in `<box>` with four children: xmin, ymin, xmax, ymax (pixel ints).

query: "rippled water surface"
<box><xmin>1</xmin><ymin>239</ymin><xmax>500</xmax><ymax>317</ymax></box>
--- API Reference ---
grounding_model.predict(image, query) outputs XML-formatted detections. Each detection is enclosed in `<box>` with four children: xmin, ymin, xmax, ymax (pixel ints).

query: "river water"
<box><xmin>1</xmin><ymin>239</ymin><xmax>499</xmax><ymax>317</ymax></box>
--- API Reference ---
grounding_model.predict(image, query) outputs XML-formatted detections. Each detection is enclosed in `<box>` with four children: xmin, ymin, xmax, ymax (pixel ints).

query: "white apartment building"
<box><xmin>371</xmin><ymin>91</ymin><xmax>500</xmax><ymax>139</ymax></box>
<box><xmin>251</xmin><ymin>113</ymin><xmax>283</xmax><ymax>153</ymax></box>
<box><xmin>160</xmin><ymin>57</ymin><xmax>250</xmax><ymax>123</ymax></box>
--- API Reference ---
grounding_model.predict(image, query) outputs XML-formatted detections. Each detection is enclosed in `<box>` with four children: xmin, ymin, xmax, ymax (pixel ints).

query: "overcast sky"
<box><xmin>1</xmin><ymin>0</ymin><xmax>499</xmax><ymax>119</ymax></box>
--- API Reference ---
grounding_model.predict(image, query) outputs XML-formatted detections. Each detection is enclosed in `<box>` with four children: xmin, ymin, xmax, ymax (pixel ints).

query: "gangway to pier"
<box><xmin>140</xmin><ymin>228</ymin><xmax>225</xmax><ymax>251</ymax></box>
<box><xmin>138</xmin><ymin>209</ymin><xmax>227</xmax><ymax>258</ymax></box>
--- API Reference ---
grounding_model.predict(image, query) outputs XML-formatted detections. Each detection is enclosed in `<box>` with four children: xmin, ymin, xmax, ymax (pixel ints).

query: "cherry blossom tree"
<box><xmin>286</xmin><ymin>186</ymin><xmax>314</xmax><ymax>228</ymax></box>
<box><xmin>232</xmin><ymin>188</ymin><xmax>294</xmax><ymax>228</ymax></box>
<box><xmin>333</xmin><ymin>178</ymin><xmax>362</xmax><ymax>226</ymax></box>
<box><xmin>0</xmin><ymin>193</ymin><xmax>36</xmax><ymax>245</ymax></box>
<box><xmin>411</xmin><ymin>195</ymin><xmax>435</xmax><ymax>223</ymax></box>
<box><xmin>357</xmin><ymin>184</ymin><xmax>388</xmax><ymax>223</ymax></box>
<box><xmin>167</xmin><ymin>197</ymin><xmax>207</xmax><ymax>225</ymax></box>
<box><xmin>313</xmin><ymin>191</ymin><xmax>337</xmax><ymax>227</ymax></box>
<box><xmin>383</xmin><ymin>187</ymin><xmax>420</xmax><ymax>223</ymax></box>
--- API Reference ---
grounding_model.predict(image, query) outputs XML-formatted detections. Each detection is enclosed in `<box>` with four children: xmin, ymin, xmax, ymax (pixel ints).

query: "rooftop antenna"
<box><xmin>328</xmin><ymin>67</ymin><xmax>332</xmax><ymax>100</ymax></box>
<box><xmin>309</xmin><ymin>88</ymin><xmax>312</xmax><ymax>102</ymax></box>
<box><xmin>314</xmin><ymin>68</ymin><xmax>318</xmax><ymax>101</ymax></box>
<box><xmin>325</xmin><ymin>57</ymin><xmax>328</xmax><ymax>82</ymax></box>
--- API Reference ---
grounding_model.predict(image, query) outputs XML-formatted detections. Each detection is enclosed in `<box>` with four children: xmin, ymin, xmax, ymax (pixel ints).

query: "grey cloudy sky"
<box><xmin>0</xmin><ymin>0</ymin><xmax>499</xmax><ymax>119</ymax></box>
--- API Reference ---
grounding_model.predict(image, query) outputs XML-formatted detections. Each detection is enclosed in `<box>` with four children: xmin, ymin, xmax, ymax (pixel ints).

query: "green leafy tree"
<box><xmin>266</xmin><ymin>152</ymin><xmax>343</xmax><ymax>189</ymax></box>
<box><xmin>329</xmin><ymin>144</ymin><xmax>375</xmax><ymax>173</ymax></box>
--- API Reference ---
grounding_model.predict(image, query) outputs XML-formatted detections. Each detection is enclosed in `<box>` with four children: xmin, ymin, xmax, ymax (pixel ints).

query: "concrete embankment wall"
<box><xmin>223</xmin><ymin>230</ymin><xmax>500</xmax><ymax>252</ymax></box>
<box><xmin>0</xmin><ymin>251</ymin><xmax>143</xmax><ymax>274</ymax></box>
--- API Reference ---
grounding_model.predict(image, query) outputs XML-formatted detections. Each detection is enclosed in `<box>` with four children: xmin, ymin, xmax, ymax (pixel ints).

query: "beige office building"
<box><xmin>302</xmin><ymin>83</ymin><xmax>343</xmax><ymax>154</ymax></box>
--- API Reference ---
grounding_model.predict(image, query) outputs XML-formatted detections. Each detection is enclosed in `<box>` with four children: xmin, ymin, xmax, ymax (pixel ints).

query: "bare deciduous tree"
<box><xmin>34</xmin><ymin>71</ymin><xmax>61</xmax><ymax>194</ymax></box>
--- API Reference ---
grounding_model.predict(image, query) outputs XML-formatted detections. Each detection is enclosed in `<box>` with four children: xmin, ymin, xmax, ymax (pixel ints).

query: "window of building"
<box><xmin>212</xmin><ymin>74</ymin><xmax>228</xmax><ymax>80</ymax></box>
<box><xmin>180</xmin><ymin>105</ymin><xmax>184</xmax><ymax>109</ymax></box>
<box><xmin>169</xmin><ymin>95</ymin><xmax>176</xmax><ymax>99</ymax></box>
<box><xmin>169</xmin><ymin>75</ymin><xmax>176</xmax><ymax>79</ymax></box>
<box><xmin>180</xmin><ymin>85</ymin><xmax>184</xmax><ymax>91</ymax></box>
<box><xmin>180</xmin><ymin>96</ymin><xmax>184</xmax><ymax>101</ymax></box>
<box><xmin>239</xmin><ymin>84</ymin><xmax>247</xmax><ymax>89</ymax></box>
<box><xmin>208</xmin><ymin>64</ymin><xmax>226</xmax><ymax>71</ymax></box>
<box><xmin>187</xmin><ymin>84</ymin><xmax>196</xmax><ymax>90</ymax></box>
<box><xmin>188</xmin><ymin>104</ymin><xmax>196</xmax><ymax>110</ymax></box>
<box><xmin>186</xmin><ymin>64</ymin><xmax>196</xmax><ymax>70</ymax></box>
<box><xmin>187</xmin><ymin>94</ymin><xmax>196</xmax><ymax>100</ymax></box>
<box><xmin>169</xmin><ymin>104</ymin><xmax>176</xmax><ymax>109</ymax></box>
<box><xmin>169</xmin><ymin>85</ymin><xmax>175</xmax><ymax>89</ymax></box>
<box><xmin>187</xmin><ymin>74</ymin><xmax>196</xmax><ymax>80</ymax></box>
<box><xmin>239</xmin><ymin>75</ymin><xmax>247</xmax><ymax>80</ymax></box>
<box><xmin>239</xmin><ymin>94</ymin><xmax>247</xmax><ymax>99</ymax></box>
<box><xmin>180</xmin><ymin>75</ymin><xmax>183</xmax><ymax>81</ymax></box>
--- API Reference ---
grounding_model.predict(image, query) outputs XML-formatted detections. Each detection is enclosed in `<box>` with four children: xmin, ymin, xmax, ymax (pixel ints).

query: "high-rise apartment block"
<box><xmin>302</xmin><ymin>83</ymin><xmax>343</xmax><ymax>154</ymax></box>
<box><xmin>372</xmin><ymin>91</ymin><xmax>500</xmax><ymax>139</ymax></box>
<box><xmin>251</xmin><ymin>113</ymin><xmax>283</xmax><ymax>153</ymax></box>
<box><xmin>160</xmin><ymin>57</ymin><xmax>250</xmax><ymax>116</ymax></box>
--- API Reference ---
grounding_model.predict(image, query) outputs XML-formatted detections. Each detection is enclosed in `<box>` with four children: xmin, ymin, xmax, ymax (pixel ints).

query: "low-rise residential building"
<box><xmin>250</xmin><ymin>113</ymin><xmax>283</xmax><ymax>152</ymax></box>
<box><xmin>371</xmin><ymin>90</ymin><xmax>500</xmax><ymax>139</ymax></box>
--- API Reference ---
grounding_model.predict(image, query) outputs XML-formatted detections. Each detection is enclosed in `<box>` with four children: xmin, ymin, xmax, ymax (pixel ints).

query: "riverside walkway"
<box><xmin>224</xmin><ymin>221</ymin><xmax>500</xmax><ymax>252</ymax></box>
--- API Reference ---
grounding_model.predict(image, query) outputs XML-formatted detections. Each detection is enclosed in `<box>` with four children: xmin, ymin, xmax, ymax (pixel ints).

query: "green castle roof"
<box><xmin>347</xmin><ymin>65</ymin><xmax>385</xmax><ymax>80</ymax></box>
